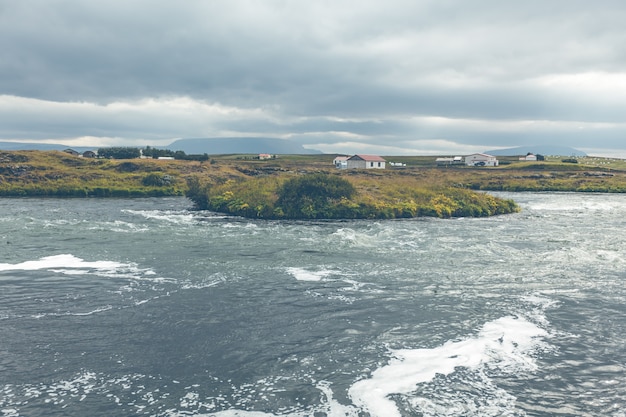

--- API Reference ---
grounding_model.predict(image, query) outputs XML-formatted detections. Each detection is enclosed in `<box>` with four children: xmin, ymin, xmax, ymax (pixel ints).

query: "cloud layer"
<box><xmin>1</xmin><ymin>1</ymin><xmax>625</xmax><ymax>155</ymax></box>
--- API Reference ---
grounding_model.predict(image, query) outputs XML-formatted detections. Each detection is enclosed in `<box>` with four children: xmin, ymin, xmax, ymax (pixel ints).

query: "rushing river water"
<box><xmin>1</xmin><ymin>193</ymin><xmax>625</xmax><ymax>416</ymax></box>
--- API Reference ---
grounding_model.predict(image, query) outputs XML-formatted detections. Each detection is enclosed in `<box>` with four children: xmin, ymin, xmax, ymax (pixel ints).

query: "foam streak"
<box><xmin>348</xmin><ymin>316</ymin><xmax>547</xmax><ymax>417</ymax></box>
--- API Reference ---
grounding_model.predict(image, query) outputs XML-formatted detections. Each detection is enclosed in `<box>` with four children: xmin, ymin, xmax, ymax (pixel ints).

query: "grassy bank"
<box><xmin>2</xmin><ymin>150</ymin><xmax>626</xmax><ymax>218</ymax></box>
<box><xmin>0</xmin><ymin>150</ymin><xmax>205</xmax><ymax>197</ymax></box>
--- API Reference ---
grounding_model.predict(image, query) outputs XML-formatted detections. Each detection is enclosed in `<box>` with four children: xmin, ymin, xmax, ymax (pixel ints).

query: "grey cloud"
<box><xmin>0</xmin><ymin>1</ymin><xmax>625</xmax><ymax>154</ymax></box>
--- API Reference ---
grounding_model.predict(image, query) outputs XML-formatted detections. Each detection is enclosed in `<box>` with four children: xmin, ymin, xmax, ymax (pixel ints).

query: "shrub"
<box><xmin>276</xmin><ymin>173</ymin><xmax>356</xmax><ymax>219</ymax></box>
<box><xmin>142</xmin><ymin>173</ymin><xmax>173</xmax><ymax>186</ymax></box>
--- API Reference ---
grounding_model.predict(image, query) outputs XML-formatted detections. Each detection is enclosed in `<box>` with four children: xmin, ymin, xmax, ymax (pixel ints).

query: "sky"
<box><xmin>1</xmin><ymin>0</ymin><xmax>625</xmax><ymax>156</ymax></box>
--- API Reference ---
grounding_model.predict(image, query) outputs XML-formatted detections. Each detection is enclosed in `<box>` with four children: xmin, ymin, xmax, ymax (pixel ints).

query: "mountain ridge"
<box><xmin>485</xmin><ymin>145</ymin><xmax>587</xmax><ymax>156</ymax></box>
<box><xmin>0</xmin><ymin>137</ymin><xmax>321</xmax><ymax>155</ymax></box>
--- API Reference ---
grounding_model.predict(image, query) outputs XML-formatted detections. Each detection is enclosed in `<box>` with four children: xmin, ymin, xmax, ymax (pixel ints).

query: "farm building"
<box><xmin>436</xmin><ymin>156</ymin><xmax>464</xmax><ymax>166</ymax></box>
<box><xmin>465</xmin><ymin>153</ymin><xmax>499</xmax><ymax>167</ymax></box>
<box><xmin>333</xmin><ymin>156</ymin><xmax>349</xmax><ymax>169</ymax></box>
<box><xmin>519</xmin><ymin>153</ymin><xmax>538</xmax><ymax>161</ymax></box>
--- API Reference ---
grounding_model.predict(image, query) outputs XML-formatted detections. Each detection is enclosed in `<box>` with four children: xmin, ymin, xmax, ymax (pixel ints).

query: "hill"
<box><xmin>0</xmin><ymin>137</ymin><xmax>321</xmax><ymax>155</ymax></box>
<box><xmin>485</xmin><ymin>145</ymin><xmax>587</xmax><ymax>157</ymax></box>
<box><xmin>0</xmin><ymin>141</ymin><xmax>95</xmax><ymax>153</ymax></box>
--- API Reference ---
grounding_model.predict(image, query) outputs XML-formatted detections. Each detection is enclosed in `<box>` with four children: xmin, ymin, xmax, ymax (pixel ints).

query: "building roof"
<box><xmin>466</xmin><ymin>153</ymin><xmax>496</xmax><ymax>158</ymax></box>
<box><xmin>348</xmin><ymin>154</ymin><xmax>386</xmax><ymax>162</ymax></box>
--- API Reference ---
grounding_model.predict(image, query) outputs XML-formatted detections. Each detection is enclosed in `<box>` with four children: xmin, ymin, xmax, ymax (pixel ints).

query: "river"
<box><xmin>1</xmin><ymin>193</ymin><xmax>625</xmax><ymax>416</ymax></box>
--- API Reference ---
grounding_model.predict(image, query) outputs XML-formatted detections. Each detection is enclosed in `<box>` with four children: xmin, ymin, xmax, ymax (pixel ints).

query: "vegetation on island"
<box><xmin>4</xmin><ymin>150</ymin><xmax>626</xmax><ymax>219</ymax></box>
<box><xmin>186</xmin><ymin>172</ymin><xmax>520</xmax><ymax>219</ymax></box>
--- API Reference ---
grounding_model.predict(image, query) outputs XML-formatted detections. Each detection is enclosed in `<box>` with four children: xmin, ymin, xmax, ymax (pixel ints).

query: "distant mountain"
<box><xmin>166</xmin><ymin>137</ymin><xmax>321</xmax><ymax>155</ymax></box>
<box><xmin>485</xmin><ymin>145</ymin><xmax>587</xmax><ymax>157</ymax></box>
<box><xmin>0</xmin><ymin>141</ymin><xmax>95</xmax><ymax>153</ymax></box>
<box><xmin>0</xmin><ymin>137</ymin><xmax>321</xmax><ymax>155</ymax></box>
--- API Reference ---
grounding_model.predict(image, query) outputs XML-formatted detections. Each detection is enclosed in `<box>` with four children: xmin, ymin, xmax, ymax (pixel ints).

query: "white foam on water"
<box><xmin>0</xmin><ymin>254</ymin><xmax>124</xmax><ymax>272</ymax></box>
<box><xmin>286</xmin><ymin>267</ymin><xmax>336</xmax><ymax>282</ymax></box>
<box><xmin>526</xmin><ymin>196</ymin><xmax>624</xmax><ymax>213</ymax></box>
<box><xmin>0</xmin><ymin>254</ymin><xmax>169</xmax><ymax>286</ymax></box>
<box><xmin>316</xmin><ymin>381</ymin><xmax>360</xmax><ymax>417</ymax></box>
<box><xmin>329</xmin><ymin>227</ymin><xmax>377</xmax><ymax>248</ymax></box>
<box><xmin>30</xmin><ymin>305</ymin><xmax>117</xmax><ymax>318</ymax></box>
<box><xmin>198</xmin><ymin>411</ymin><xmax>284</xmax><ymax>417</ymax></box>
<box><xmin>0</xmin><ymin>254</ymin><xmax>174</xmax><ymax>317</ymax></box>
<box><xmin>171</xmin><ymin>380</ymin><xmax>359</xmax><ymax>417</ymax></box>
<box><xmin>222</xmin><ymin>222</ymin><xmax>259</xmax><ymax>230</ymax></box>
<box><xmin>123</xmin><ymin>209</ymin><xmax>196</xmax><ymax>225</ymax></box>
<box><xmin>288</xmin><ymin>268</ymin><xmax>380</xmax><ymax>304</ymax></box>
<box><xmin>180</xmin><ymin>278</ymin><xmax>225</xmax><ymax>290</ymax></box>
<box><xmin>348</xmin><ymin>315</ymin><xmax>548</xmax><ymax>417</ymax></box>
<box><xmin>85</xmin><ymin>220</ymin><xmax>150</xmax><ymax>233</ymax></box>
<box><xmin>0</xmin><ymin>254</ymin><xmax>167</xmax><ymax>283</ymax></box>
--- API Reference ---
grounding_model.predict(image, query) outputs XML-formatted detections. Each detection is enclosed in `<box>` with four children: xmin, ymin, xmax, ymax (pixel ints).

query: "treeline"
<box><xmin>186</xmin><ymin>173</ymin><xmax>520</xmax><ymax>219</ymax></box>
<box><xmin>96</xmin><ymin>146</ymin><xmax>209</xmax><ymax>161</ymax></box>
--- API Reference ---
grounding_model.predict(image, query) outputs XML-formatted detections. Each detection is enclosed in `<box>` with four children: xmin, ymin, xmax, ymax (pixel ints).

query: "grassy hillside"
<box><xmin>0</xmin><ymin>150</ymin><xmax>206</xmax><ymax>197</ymax></box>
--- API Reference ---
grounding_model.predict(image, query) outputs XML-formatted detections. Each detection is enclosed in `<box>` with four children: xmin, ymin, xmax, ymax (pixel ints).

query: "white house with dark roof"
<box><xmin>346</xmin><ymin>154</ymin><xmax>386</xmax><ymax>169</ymax></box>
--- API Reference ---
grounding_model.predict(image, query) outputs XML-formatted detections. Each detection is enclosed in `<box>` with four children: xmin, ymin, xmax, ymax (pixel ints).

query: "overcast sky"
<box><xmin>1</xmin><ymin>0</ymin><xmax>625</xmax><ymax>156</ymax></box>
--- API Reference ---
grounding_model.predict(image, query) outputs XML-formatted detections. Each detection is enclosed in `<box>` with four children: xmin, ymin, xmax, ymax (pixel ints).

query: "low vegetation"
<box><xmin>186</xmin><ymin>172</ymin><xmax>520</xmax><ymax>219</ymax></box>
<box><xmin>0</xmin><ymin>150</ymin><xmax>199</xmax><ymax>197</ymax></box>
<box><xmin>3</xmin><ymin>150</ymin><xmax>626</xmax><ymax>219</ymax></box>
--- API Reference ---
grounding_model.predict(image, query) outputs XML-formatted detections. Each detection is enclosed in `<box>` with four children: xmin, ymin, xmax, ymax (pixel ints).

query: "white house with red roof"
<box><xmin>345</xmin><ymin>154</ymin><xmax>386</xmax><ymax>169</ymax></box>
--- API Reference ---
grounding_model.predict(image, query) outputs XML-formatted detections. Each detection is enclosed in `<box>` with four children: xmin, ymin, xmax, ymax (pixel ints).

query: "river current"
<box><xmin>1</xmin><ymin>193</ymin><xmax>625</xmax><ymax>416</ymax></box>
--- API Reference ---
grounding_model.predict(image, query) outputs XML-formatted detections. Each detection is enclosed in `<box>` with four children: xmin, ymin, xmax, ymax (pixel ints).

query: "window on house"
<box><xmin>370</xmin><ymin>162</ymin><xmax>374</xmax><ymax>167</ymax></box>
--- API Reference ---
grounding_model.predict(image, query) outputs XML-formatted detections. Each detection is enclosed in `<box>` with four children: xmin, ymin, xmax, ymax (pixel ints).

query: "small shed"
<box><xmin>63</xmin><ymin>148</ymin><xmax>79</xmax><ymax>156</ymax></box>
<box><xmin>333</xmin><ymin>156</ymin><xmax>349</xmax><ymax>169</ymax></box>
<box><xmin>82</xmin><ymin>150</ymin><xmax>97</xmax><ymax>158</ymax></box>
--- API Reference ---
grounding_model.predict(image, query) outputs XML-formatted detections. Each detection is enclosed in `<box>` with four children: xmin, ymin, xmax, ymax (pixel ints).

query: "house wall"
<box><xmin>346</xmin><ymin>159</ymin><xmax>385</xmax><ymax>169</ymax></box>
<box><xmin>346</xmin><ymin>159</ymin><xmax>367</xmax><ymax>169</ymax></box>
